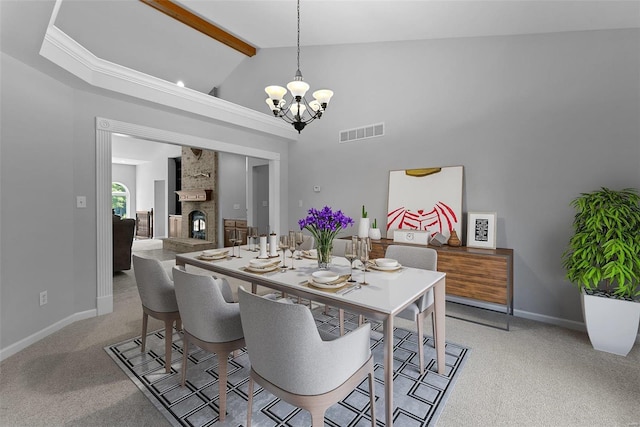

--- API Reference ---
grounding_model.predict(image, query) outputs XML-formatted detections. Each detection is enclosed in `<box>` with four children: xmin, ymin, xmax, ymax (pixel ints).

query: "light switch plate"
<box><xmin>76</xmin><ymin>196</ymin><xmax>87</xmax><ymax>208</ymax></box>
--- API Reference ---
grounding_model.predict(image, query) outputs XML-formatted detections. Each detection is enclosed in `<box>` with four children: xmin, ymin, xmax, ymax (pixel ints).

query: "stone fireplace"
<box><xmin>180</xmin><ymin>147</ymin><xmax>218</xmax><ymax>244</ymax></box>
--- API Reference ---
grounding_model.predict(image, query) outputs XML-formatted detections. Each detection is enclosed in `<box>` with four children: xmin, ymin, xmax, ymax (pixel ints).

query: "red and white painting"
<box><xmin>387</xmin><ymin>166</ymin><xmax>463</xmax><ymax>240</ymax></box>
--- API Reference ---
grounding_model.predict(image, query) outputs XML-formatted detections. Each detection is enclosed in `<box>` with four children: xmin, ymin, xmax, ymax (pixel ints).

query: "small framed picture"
<box><xmin>466</xmin><ymin>212</ymin><xmax>497</xmax><ymax>249</ymax></box>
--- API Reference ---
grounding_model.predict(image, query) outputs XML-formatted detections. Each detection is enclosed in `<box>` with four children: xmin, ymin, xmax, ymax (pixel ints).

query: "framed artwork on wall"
<box><xmin>386</xmin><ymin>166</ymin><xmax>463</xmax><ymax>240</ymax></box>
<box><xmin>466</xmin><ymin>211</ymin><xmax>497</xmax><ymax>249</ymax></box>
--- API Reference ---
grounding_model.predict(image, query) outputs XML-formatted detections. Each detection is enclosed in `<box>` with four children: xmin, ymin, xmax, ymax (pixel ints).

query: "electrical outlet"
<box><xmin>39</xmin><ymin>291</ymin><xmax>48</xmax><ymax>306</ymax></box>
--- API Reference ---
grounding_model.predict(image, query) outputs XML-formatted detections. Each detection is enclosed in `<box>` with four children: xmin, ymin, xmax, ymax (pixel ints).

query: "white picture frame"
<box><xmin>466</xmin><ymin>212</ymin><xmax>497</xmax><ymax>249</ymax></box>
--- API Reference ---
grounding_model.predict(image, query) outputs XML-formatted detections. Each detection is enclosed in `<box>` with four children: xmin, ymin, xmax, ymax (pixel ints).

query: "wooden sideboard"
<box><xmin>223</xmin><ymin>219</ymin><xmax>248</xmax><ymax>246</ymax></box>
<box><xmin>370</xmin><ymin>238</ymin><xmax>513</xmax><ymax>326</ymax></box>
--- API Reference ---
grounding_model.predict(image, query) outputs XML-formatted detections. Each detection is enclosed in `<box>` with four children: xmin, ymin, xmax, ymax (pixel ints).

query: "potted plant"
<box><xmin>562</xmin><ymin>187</ymin><xmax>640</xmax><ymax>356</ymax></box>
<box><xmin>369</xmin><ymin>218</ymin><xmax>381</xmax><ymax>240</ymax></box>
<box><xmin>358</xmin><ymin>205</ymin><xmax>370</xmax><ymax>238</ymax></box>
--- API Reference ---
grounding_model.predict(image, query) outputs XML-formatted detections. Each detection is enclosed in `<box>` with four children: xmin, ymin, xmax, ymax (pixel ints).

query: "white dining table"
<box><xmin>175</xmin><ymin>248</ymin><xmax>446</xmax><ymax>427</ymax></box>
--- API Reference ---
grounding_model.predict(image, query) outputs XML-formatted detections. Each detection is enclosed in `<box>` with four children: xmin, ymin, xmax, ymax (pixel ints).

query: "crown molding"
<box><xmin>39</xmin><ymin>2</ymin><xmax>297</xmax><ymax>141</ymax></box>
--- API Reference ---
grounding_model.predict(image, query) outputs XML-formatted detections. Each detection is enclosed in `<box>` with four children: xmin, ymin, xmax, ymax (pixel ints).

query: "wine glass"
<box><xmin>359</xmin><ymin>238</ymin><xmax>370</xmax><ymax>285</ymax></box>
<box><xmin>279</xmin><ymin>235</ymin><xmax>289</xmax><ymax>268</ymax></box>
<box><xmin>228</xmin><ymin>229</ymin><xmax>238</xmax><ymax>257</ymax></box>
<box><xmin>295</xmin><ymin>231</ymin><xmax>305</xmax><ymax>259</ymax></box>
<box><xmin>288</xmin><ymin>231</ymin><xmax>297</xmax><ymax>269</ymax></box>
<box><xmin>344</xmin><ymin>240</ymin><xmax>357</xmax><ymax>282</ymax></box>
<box><xmin>248</xmin><ymin>226</ymin><xmax>259</xmax><ymax>251</ymax></box>
<box><xmin>235</xmin><ymin>230</ymin><xmax>244</xmax><ymax>259</ymax></box>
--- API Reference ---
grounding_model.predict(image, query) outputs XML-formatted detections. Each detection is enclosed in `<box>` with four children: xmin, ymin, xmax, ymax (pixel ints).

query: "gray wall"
<box><xmin>1</xmin><ymin>52</ymin><xmax>76</xmax><ymax>348</ymax></box>
<box><xmin>221</xmin><ymin>29</ymin><xmax>640</xmax><ymax>324</ymax></box>
<box><xmin>218</xmin><ymin>152</ymin><xmax>248</xmax><ymax>245</ymax></box>
<box><xmin>0</xmin><ymin>51</ymin><xmax>289</xmax><ymax>354</ymax></box>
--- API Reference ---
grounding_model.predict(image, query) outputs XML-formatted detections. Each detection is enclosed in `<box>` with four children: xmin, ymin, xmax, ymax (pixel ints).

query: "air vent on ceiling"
<box><xmin>339</xmin><ymin>123</ymin><xmax>384</xmax><ymax>143</ymax></box>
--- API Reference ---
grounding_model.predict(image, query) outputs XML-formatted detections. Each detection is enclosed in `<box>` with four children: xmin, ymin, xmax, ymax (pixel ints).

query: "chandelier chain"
<box><xmin>296</xmin><ymin>0</ymin><xmax>301</xmax><ymax>71</ymax></box>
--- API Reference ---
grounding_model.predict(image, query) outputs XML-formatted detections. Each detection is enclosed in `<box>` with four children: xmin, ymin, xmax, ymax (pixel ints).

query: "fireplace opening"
<box><xmin>189</xmin><ymin>210</ymin><xmax>206</xmax><ymax>240</ymax></box>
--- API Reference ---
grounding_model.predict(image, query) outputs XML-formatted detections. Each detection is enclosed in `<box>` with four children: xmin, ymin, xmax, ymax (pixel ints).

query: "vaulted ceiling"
<box><xmin>2</xmin><ymin>0</ymin><xmax>639</xmax><ymax>155</ymax></box>
<box><xmin>48</xmin><ymin>0</ymin><xmax>640</xmax><ymax>95</ymax></box>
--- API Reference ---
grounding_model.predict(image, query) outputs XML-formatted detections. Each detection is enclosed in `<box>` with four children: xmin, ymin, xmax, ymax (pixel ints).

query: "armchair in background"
<box><xmin>113</xmin><ymin>214</ymin><xmax>135</xmax><ymax>272</ymax></box>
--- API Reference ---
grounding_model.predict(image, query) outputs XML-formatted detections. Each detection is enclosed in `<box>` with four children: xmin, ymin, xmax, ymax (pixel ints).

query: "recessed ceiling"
<box><xmin>50</xmin><ymin>0</ymin><xmax>640</xmax><ymax>95</ymax></box>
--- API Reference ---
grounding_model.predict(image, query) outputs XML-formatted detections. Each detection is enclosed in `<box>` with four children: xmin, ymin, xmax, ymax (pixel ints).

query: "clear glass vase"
<box><xmin>317</xmin><ymin>243</ymin><xmax>332</xmax><ymax>269</ymax></box>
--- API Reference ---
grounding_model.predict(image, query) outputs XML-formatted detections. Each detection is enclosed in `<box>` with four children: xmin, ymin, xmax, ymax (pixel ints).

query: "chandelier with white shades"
<box><xmin>264</xmin><ymin>0</ymin><xmax>333</xmax><ymax>133</ymax></box>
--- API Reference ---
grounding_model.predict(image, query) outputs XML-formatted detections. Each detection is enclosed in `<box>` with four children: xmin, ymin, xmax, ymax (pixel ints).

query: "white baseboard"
<box><xmin>448</xmin><ymin>296</ymin><xmax>640</xmax><ymax>344</ymax></box>
<box><xmin>97</xmin><ymin>294</ymin><xmax>113</xmax><ymax>316</ymax></box>
<box><xmin>0</xmin><ymin>309</ymin><xmax>97</xmax><ymax>362</ymax></box>
<box><xmin>513</xmin><ymin>308</ymin><xmax>586</xmax><ymax>331</ymax></box>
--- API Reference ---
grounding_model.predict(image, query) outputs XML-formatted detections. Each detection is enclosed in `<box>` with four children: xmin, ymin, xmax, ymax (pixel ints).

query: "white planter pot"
<box><xmin>581</xmin><ymin>290</ymin><xmax>640</xmax><ymax>356</ymax></box>
<box><xmin>358</xmin><ymin>218</ymin><xmax>370</xmax><ymax>238</ymax></box>
<box><xmin>369</xmin><ymin>228</ymin><xmax>381</xmax><ymax>240</ymax></box>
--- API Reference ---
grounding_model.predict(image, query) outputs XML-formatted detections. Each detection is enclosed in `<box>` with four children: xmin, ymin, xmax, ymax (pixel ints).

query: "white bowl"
<box><xmin>375</xmin><ymin>258</ymin><xmax>398</xmax><ymax>268</ymax></box>
<box><xmin>249</xmin><ymin>259</ymin><xmax>274</xmax><ymax>268</ymax></box>
<box><xmin>311</xmin><ymin>271</ymin><xmax>339</xmax><ymax>284</ymax></box>
<box><xmin>202</xmin><ymin>249</ymin><xmax>227</xmax><ymax>257</ymax></box>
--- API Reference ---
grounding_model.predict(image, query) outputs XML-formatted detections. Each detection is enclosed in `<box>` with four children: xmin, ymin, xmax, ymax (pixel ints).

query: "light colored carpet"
<box><xmin>1</xmin><ymin>249</ymin><xmax>639</xmax><ymax>426</ymax></box>
<box><xmin>106</xmin><ymin>308</ymin><xmax>469</xmax><ymax>426</ymax></box>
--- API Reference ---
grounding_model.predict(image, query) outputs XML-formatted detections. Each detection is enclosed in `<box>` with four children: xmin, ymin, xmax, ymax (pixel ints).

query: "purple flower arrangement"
<box><xmin>299</xmin><ymin>206</ymin><xmax>354</xmax><ymax>267</ymax></box>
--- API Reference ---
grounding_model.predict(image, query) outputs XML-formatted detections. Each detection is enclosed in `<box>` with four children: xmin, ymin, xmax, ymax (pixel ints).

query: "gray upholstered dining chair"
<box><xmin>238</xmin><ymin>288</ymin><xmax>375</xmax><ymax>427</ymax></box>
<box><xmin>330</xmin><ymin>238</ymin><xmax>349</xmax><ymax>257</ymax></box>
<box><xmin>172</xmin><ymin>268</ymin><xmax>245</xmax><ymax>422</ymax></box>
<box><xmin>132</xmin><ymin>255</ymin><xmax>182</xmax><ymax>373</ymax></box>
<box><xmin>386</xmin><ymin>245</ymin><xmax>438</xmax><ymax>375</ymax></box>
<box><xmin>299</xmin><ymin>234</ymin><xmax>315</xmax><ymax>251</ymax></box>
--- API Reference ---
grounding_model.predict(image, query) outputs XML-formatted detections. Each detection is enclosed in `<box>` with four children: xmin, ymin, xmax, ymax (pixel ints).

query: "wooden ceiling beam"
<box><xmin>140</xmin><ymin>0</ymin><xmax>257</xmax><ymax>57</ymax></box>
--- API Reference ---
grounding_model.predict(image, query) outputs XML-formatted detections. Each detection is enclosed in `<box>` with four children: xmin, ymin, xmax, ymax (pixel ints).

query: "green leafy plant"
<box><xmin>362</xmin><ymin>205</ymin><xmax>368</xmax><ymax>218</ymax></box>
<box><xmin>562</xmin><ymin>187</ymin><xmax>640</xmax><ymax>300</ymax></box>
<box><xmin>372</xmin><ymin>218</ymin><xmax>378</xmax><ymax>229</ymax></box>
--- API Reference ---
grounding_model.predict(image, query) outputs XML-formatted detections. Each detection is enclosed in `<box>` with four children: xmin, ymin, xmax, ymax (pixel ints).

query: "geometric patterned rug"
<box><xmin>105</xmin><ymin>307</ymin><xmax>469</xmax><ymax>426</ymax></box>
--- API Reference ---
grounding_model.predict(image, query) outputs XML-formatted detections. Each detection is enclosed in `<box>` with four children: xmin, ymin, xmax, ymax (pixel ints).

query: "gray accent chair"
<box><xmin>299</xmin><ymin>234</ymin><xmax>315</xmax><ymax>251</ymax></box>
<box><xmin>172</xmin><ymin>268</ymin><xmax>245</xmax><ymax>422</ymax></box>
<box><xmin>132</xmin><ymin>255</ymin><xmax>181</xmax><ymax>373</ymax></box>
<box><xmin>238</xmin><ymin>288</ymin><xmax>375</xmax><ymax>427</ymax></box>
<box><xmin>330</xmin><ymin>238</ymin><xmax>349</xmax><ymax>257</ymax></box>
<box><xmin>386</xmin><ymin>245</ymin><xmax>437</xmax><ymax>374</ymax></box>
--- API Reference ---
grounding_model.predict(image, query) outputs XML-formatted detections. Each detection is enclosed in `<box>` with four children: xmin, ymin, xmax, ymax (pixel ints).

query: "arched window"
<box><xmin>112</xmin><ymin>182</ymin><xmax>130</xmax><ymax>218</ymax></box>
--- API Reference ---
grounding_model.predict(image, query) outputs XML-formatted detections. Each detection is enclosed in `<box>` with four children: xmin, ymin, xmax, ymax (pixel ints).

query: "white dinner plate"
<box><xmin>245</xmin><ymin>264</ymin><xmax>279</xmax><ymax>273</ymax></box>
<box><xmin>307</xmin><ymin>277</ymin><xmax>348</xmax><ymax>289</ymax></box>
<box><xmin>301</xmin><ymin>250</ymin><xmax>317</xmax><ymax>259</ymax></box>
<box><xmin>249</xmin><ymin>259</ymin><xmax>278</xmax><ymax>268</ymax></box>
<box><xmin>202</xmin><ymin>249</ymin><xmax>228</xmax><ymax>257</ymax></box>
<box><xmin>197</xmin><ymin>254</ymin><xmax>228</xmax><ymax>261</ymax></box>
<box><xmin>369</xmin><ymin>263</ymin><xmax>403</xmax><ymax>272</ymax></box>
